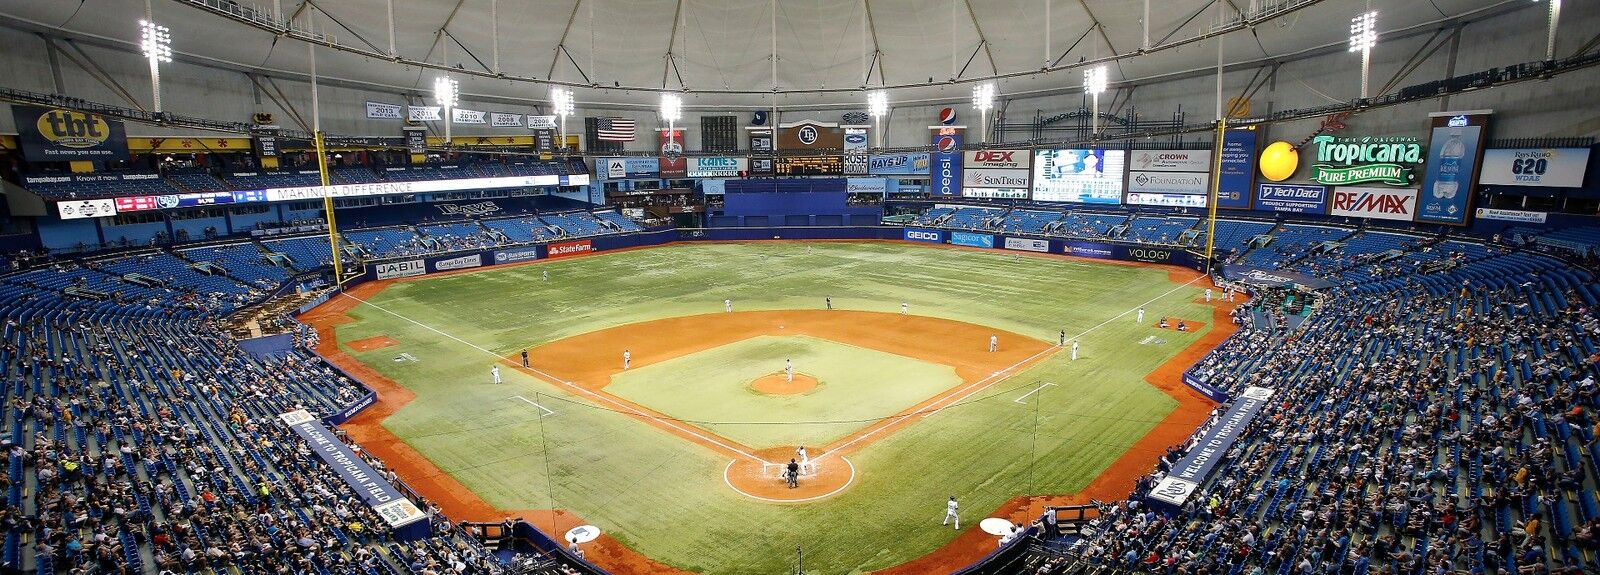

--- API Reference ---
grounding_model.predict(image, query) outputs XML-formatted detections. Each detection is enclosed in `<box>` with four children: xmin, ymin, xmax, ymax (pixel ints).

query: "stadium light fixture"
<box><xmin>1083</xmin><ymin>66</ymin><xmax>1108</xmax><ymax>135</ymax></box>
<box><xmin>660</xmin><ymin>93</ymin><xmax>683</xmax><ymax>148</ymax></box>
<box><xmin>1348</xmin><ymin>11</ymin><xmax>1377</xmax><ymax>99</ymax></box>
<box><xmin>139</xmin><ymin>19</ymin><xmax>172</xmax><ymax>113</ymax></box>
<box><xmin>434</xmin><ymin>76</ymin><xmax>459</xmax><ymax>144</ymax></box>
<box><xmin>867</xmin><ymin>91</ymin><xmax>888</xmax><ymax>148</ymax></box>
<box><xmin>550</xmin><ymin>87</ymin><xmax>575</xmax><ymax>151</ymax></box>
<box><xmin>971</xmin><ymin>83</ymin><xmax>994</xmax><ymax>144</ymax></box>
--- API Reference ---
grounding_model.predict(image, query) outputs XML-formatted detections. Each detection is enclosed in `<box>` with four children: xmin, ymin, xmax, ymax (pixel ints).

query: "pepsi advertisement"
<box><xmin>931</xmin><ymin>127</ymin><xmax>964</xmax><ymax>196</ymax></box>
<box><xmin>1416</xmin><ymin>111</ymin><xmax>1490</xmax><ymax>225</ymax></box>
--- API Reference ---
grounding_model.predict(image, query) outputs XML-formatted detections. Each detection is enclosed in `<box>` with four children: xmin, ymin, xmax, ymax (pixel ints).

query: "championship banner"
<box><xmin>1216</xmin><ymin>128</ymin><xmax>1257</xmax><ymax>209</ymax></box>
<box><xmin>365</xmin><ymin>101</ymin><xmax>404</xmax><ymax>120</ymax></box>
<box><xmin>278</xmin><ymin>410</ymin><xmax>428</xmax><ymax>533</ymax></box>
<box><xmin>490</xmin><ymin>112</ymin><xmax>523</xmax><ymax>128</ymax></box>
<box><xmin>1416</xmin><ymin>111</ymin><xmax>1491</xmax><ymax>225</ymax></box>
<box><xmin>12</xmin><ymin>106</ymin><xmax>131</xmax><ymax>161</ymax></box>
<box><xmin>931</xmin><ymin>127</ymin><xmax>964</xmax><ymax>196</ymax></box>
<box><xmin>251</xmin><ymin>125</ymin><xmax>280</xmax><ymax>158</ymax></box>
<box><xmin>527</xmin><ymin>115</ymin><xmax>558</xmax><ymax>130</ymax></box>
<box><xmin>1478</xmin><ymin>148</ymin><xmax>1589</xmax><ymax>187</ymax></box>
<box><xmin>1330</xmin><ymin>186</ymin><xmax>1418</xmax><ymax>221</ymax></box>
<box><xmin>453</xmin><ymin>109</ymin><xmax>487</xmax><ymax>124</ymax></box>
<box><xmin>407</xmin><ymin>106</ymin><xmax>442</xmax><ymax>121</ymax></box>
<box><xmin>658</xmin><ymin>129</ymin><xmax>687</xmax><ymax>178</ymax></box>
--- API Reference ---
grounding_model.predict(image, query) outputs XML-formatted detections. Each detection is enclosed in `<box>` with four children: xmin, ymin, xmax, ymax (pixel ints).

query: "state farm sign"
<box><xmin>1330</xmin><ymin>186</ymin><xmax>1418</xmax><ymax>221</ymax></box>
<box><xmin>963</xmin><ymin>149</ymin><xmax>1031</xmax><ymax>170</ymax></box>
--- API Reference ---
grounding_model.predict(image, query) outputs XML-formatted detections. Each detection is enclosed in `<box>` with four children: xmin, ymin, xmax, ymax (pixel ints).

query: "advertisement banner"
<box><xmin>1150</xmin><ymin>386</ymin><xmax>1273</xmax><ymax>506</ymax></box>
<box><xmin>1032</xmin><ymin>149</ymin><xmax>1126</xmax><ymax>204</ymax></box>
<box><xmin>962</xmin><ymin>169</ymin><xmax>1030</xmax><ymax>192</ymax></box>
<box><xmin>1216</xmin><ymin>129</ymin><xmax>1257</xmax><ymax>209</ymax></box>
<box><xmin>843</xmin><ymin>154</ymin><xmax>869</xmax><ymax>176</ymax></box>
<box><xmin>845</xmin><ymin>178</ymin><xmax>888</xmax><ymax>195</ymax></box>
<box><xmin>1417</xmin><ymin>112</ymin><xmax>1490</xmax><ymax>225</ymax></box>
<box><xmin>12</xmin><ymin>106</ymin><xmax>131</xmax><ymax>162</ymax></box>
<box><xmin>961</xmin><ymin>187</ymin><xmax>1030</xmax><ymax>199</ymax></box>
<box><xmin>408</xmin><ymin>106</ymin><xmax>442</xmax><ymax>121</ymax></box>
<box><xmin>1125</xmin><ymin>193</ymin><xmax>1206</xmax><ymax>208</ymax></box>
<box><xmin>492</xmin><ymin>247</ymin><xmax>542</xmax><ymax>264</ymax></box>
<box><xmin>453</xmin><ymin>108</ymin><xmax>487</xmax><ymax>124</ymax></box>
<box><xmin>658</xmin><ymin>130</ymin><xmax>687</xmax><ymax>178</ymax></box>
<box><xmin>931</xmin><ymin>127</ymin><xmax>964</xmax><ymax>196</ymax></box>
<box><xmin>844</xmin><ymin>127</ymin><xmax>869</xmax><ymax>152</ymax></box>
<box><xmin>376</xmin><ymin>260</ymin><xmax>426</xmax><ymax>280</ymax></box>
<box><xmin>261</xmin><ymin>173</ymin><xmax>589</xmax><ymax>202</ymax></box>
<box><xmin>1125</xmin><ymin>246</ymin><xmax>1176</xmax><ymax>263</ymax></box>
<box><xmin>527</xmin><ymin>115</ymin><xmax>558</xmax><ymax>130</ymax></box>
<box><xmin>1330</xmin><ymin>186</ymin><xmax>1419</xmax><ymax>221</ymax></box>
<box><xmin>365</xmin><ymin>101</ymin><xmax>404</xmax><ymax>119</ymax></box>
<box><xmin>1129</xmin><ymin>149</ymin><xmax>1212</xmax><ymax>172</ymax></box>
<box><xmin>903</xmin><ymin>228</ymin><xmax>944</xmax><ymax>243</ymax></box>
<box><xmin>1473</xmin><ymin>207</ymin><xmax>1547</xmax><ymax>224</ymax></box>
<box><xmin>687</xmin><ymin>157</ymin><xmax>748</xmax><ymax>178</ymax></box>
<box><xmin>547</xmin><ymin>240</ymin><xmax>593</xmax><ymax>258</ymax></box>
<box><xmin>1254</xmin><ymin>183</ymin><xmax>1329</xmax><ymax>214</ymax></box>
<box><xmin>1308</xmin><ymin>134</ymin><xmax>1421</xmax><ymax>186</ymax></box>
<box><xmin>1061</xmin><ymin>241</ymin><xmax>1115</xmax><ymax>259</ymax></box>
<box><xmin>251</xmin><ymin>125</ymin><xmax>280</xmax><ymax>158</ymax></box>
<box><xmin>1221</xmin><ymin>264</ymin><xmax>1337</xmax><ymax>290</ymax></box>
<box><xmin>870</xmin><ymin>152</ymin><xmax>931</xmax><ymax>175</ymax></box>
<box><xmin>599</xmin><ymin>157</ymin><xmax>660</xmax><ymax>180</ymax></box>
<box><xmin>278</xmin><ymin>410</ymin><xmax>427</xmax><ymax>528</ymax></box>
<box><xmin>430</xmin><ymin>254</ymin><xmax>483</xmax><ymax>272</ymax></box>
<box><xmin>949</xmin><ymin>231</ymin><xmax>995</xmax><ymax>248</ymax></box>
<box><xmin>1125</xmin><ymin>171</ymin><xmax>1209</xmax><ymax>207</ymax></box>
<box><xmin>964</xmin><ymin>149</ymin><xmax>1031</xmax><ymax>170</ymax></box>
<box><xmin>1003</xmin><ymin>237</ymin><xmax>1048</xmax><ymax>252</ymax></box>
<box><xmin>1478</xmin><ymin>148</ymin><xmax>1589</xmax><ymax>187</ymax></box>
<box><xmin>748</xmin><ymin>157</ymin><xmax>775</xmax><ymax>177</ymax></box>
<box><xmin>55</xmin><ymin>199</ymin><xmax>117</xmax><ymax>220</ymax></box>
<box><xmin>490</xmin><ymin>112</ymin><xmax>523</xmax><ymax>128</ymax></box>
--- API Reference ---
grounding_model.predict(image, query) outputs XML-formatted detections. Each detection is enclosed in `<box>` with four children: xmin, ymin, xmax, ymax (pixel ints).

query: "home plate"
<box><xmin>980</xmin><ymin>517</ymin><xmax>1014</xmax><ymax>535</ymax></box>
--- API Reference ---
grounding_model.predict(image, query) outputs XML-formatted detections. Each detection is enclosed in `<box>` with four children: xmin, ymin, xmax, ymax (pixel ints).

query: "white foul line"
<box><xmin>335</xmin><ymin>292</ymin><xmax>772</xmax><ymax>465</ymax></box>
<box><xmin>1013</xmin><ymin>382</ymin><xmax>1058</xmax><ymax>404</ymax></box>
<box><xmin>509</xmin><ymin>395</ymin><xmax>557</xmax><ymax>416</ymax></box>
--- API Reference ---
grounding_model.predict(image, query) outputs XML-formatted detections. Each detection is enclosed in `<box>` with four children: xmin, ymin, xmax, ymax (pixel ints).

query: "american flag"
<box><xmin>596</xmin><ymin>118</ymin><xmax>636</xmax><ymax>141</ymax></box>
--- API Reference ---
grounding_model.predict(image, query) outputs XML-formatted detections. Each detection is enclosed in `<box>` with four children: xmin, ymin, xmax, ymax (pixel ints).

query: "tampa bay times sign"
<box><xmin>1309</xmin><ymin>134</ymin><xmax>1421</xmax><ymax>186</ymax></box>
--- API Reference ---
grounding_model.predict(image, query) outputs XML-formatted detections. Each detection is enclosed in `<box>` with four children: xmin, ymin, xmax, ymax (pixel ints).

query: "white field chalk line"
<box><xmin>509</xmin><ymin>395</ymin><xmax>557</xmax><ymax>416</ymax></box>
<box><xmin>1013</xmin><ymin>382</ymin><xmax>1058</xmax><ymax>404</ymax></box>
<box><xmin>336</xmin><ymin>292</ymin><xmax>771</xmax><ymax>465</ymax></box>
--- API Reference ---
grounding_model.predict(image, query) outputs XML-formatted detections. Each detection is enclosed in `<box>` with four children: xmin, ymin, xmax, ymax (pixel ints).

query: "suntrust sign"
<box><xmin>1309</xmin><ymin>134</ymin><xmax>1421</xmax><ymax>186</ymax></box>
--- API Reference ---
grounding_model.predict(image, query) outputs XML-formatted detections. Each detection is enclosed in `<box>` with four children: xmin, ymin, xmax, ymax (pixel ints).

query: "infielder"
<box><xmin>796</xmin><ymin>445</ymin><xmax>811</xmax><ymax>474</ymax></box>
<box><xmin>1137</xmin><ymin>307</ymin><xmax>1146</xmax><ymax>324</ymax></box>
<box><xmin>1205</xmin><ymin>288</ymin><xmax>1213</xmax><ymax>302</ymax></box>
<box><xmin>989</xmin><ymin>335</ymin><xmax>998</xmax><ymax>352</ymax></box>
<box><xmin>900</xmin><ymin>302</ymin><xmax>909</xmax><ymax>315</ymax></box>
<box><xmin>623</xmin><ymin>349</ymin><xmax>632</xmax><ymax>370</ymax></box>
<box><xmin>825</xmin><ymin>297</ymin><xmax>833</xmax><ymax>310</ymax></box>
<box><xmin>785</xmin><ymin>359</ymin><xmax>794</xmax><ymax>383</ymax></box>
<box><xmin>1071</xmin><ymin>340</ymin><xmax>1080</xmax><ymax>361</ymax></box>
<box><xmin>942</xmin><ymin>496</ymin><xmax>960</xmax><ymax>529</ymax></box>
<box><xmin>491</xmin><ymin>365</ymin><xmax>502</xmax><ymax>384</ymax></box>
<box><xmin>520</xmin><ymin>349</ymin><xmax>529</xmax><ymax>368</ymax></box>
<box><xmin>724</xmin><ymin>299</ymin><xmax>733</xmax><ymax>312</ymax></box>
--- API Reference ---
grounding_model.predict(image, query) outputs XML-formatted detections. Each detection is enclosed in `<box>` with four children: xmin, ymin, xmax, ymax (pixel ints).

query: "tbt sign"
<box><xmin>12</xmin><ymin>106</ymin><xmax>131</xmax><ymax>162</ymax></box>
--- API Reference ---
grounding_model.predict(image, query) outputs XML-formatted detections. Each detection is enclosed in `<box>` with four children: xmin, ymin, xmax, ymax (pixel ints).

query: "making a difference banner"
<box><xmin>1416</xmin><ymin>111</ymin><xmax>1491</xmax><ymax>225</ymax></box>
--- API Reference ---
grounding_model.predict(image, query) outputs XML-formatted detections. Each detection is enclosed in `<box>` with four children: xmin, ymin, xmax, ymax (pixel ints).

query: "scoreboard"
<box><xmin>776</xmin><ymin>156</ymin><xmax>843</xmax><ymax>176</ymax></box>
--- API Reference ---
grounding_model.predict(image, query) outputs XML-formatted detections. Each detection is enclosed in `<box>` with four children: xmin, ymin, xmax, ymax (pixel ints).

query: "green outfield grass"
<box><xmin>607</xmin><ymin>335</ymin><xmax>963</xmax><ymax>448</ymax></box>
<box><xmin>330</xmin><ymin>241</ymin><xmax>1212</xmax><ymax>574</ymax></box>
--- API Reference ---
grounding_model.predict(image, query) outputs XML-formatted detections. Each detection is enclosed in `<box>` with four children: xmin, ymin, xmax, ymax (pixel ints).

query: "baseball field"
<box><xmin>305</xmin><ymin>241</ymin><xmax>1229</xmax><ymax>574</ymax></box>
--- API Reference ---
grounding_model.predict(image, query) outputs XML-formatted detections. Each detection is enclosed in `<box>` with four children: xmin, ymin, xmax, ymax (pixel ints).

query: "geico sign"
<box><xmin>1127</xmin><ymin>248</ymin><xmax>1172</xmax><ymax>262</ymax></box>
<box><xmin>905</xmin><ymin>230</ymin><xmax>941</xmax><ymax>241</ymax></box>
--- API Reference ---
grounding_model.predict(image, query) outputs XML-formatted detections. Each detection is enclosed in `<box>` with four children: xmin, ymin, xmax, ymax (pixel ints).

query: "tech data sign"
<box><xmin>1309</xmin><ymin>134</ymin><xmax>1422</xmax><ymax>186</ymax></box>
<box><xmin>1330</xmin><ymin>186</ymin><xmax>1418</xmax><ymax>221</ymax></box>
<box><xmin>962</xmin><ymin>150</ymin><xmax>1031</xmax><ymax>199</ymax></box>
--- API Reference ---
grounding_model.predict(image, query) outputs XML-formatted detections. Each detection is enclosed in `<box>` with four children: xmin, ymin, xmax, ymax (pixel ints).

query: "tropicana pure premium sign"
<box><xmin>1309</xmin><ymin>134</ymin><xmax>1421</xmax><ymax>186</ymax></box>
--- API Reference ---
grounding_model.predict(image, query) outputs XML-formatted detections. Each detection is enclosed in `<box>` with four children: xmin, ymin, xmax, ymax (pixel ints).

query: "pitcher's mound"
<box><xmin>750</xmin><ymin>373</ymin><xmax>818</xmax><ymax>395</ymax></box>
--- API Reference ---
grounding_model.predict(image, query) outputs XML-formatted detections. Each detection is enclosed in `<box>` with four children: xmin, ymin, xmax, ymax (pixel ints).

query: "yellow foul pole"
<box><xmin>315</xmin><ymin>132</ymin><xmax>344</xmax><ymax>285</ymax></box>
<box><xmin>1204</xmin><ymin>118</ymin><xmax>1227</xmax><ymax>277</ymax></box>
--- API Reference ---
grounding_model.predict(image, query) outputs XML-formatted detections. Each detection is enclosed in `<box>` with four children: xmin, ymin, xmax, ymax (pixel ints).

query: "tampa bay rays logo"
<box><xmin>798</xmin><ymin>125</ymin><xmax>819</xmax><ymax>145</ymax></box>
<box><xmin>752</xmin><ymin>111</ymin><xmax>768</xmax><ymax>126</ymax></box>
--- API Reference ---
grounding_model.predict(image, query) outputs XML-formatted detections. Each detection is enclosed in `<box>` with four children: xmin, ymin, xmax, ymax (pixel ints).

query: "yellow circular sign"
<box><xmin>1258</xmin><ymin>141</ymin><xmax>1299</xmax><ymax>182</ymax></box>
<box><xmin>36</xmin><ymin>109</ymin><xmax>112</xmax><ymax>149</ymax></box>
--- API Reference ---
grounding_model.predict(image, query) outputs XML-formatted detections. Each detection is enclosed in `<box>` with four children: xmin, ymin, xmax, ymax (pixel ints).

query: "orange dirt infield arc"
<box><xmin>346</xmin><ymin>335</ymin><xmax>399</xmax><ymax>352</ymax></box>
<box><xmin>298</xmin><ymin>242</ymin><xmax>1241</xmax><ymax>575</ymax></box>
<box><xmin>749</xmin><ymin>372</ymin><xmax>818</xmax><ymax>395</ymax></box>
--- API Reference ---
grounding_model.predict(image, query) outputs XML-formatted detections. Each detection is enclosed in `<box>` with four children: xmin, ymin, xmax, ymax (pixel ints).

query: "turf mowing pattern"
<box><xmin>327</xmin><ymin>241</ymin><xmax>1213</xmax><ymax>574</ymax></box>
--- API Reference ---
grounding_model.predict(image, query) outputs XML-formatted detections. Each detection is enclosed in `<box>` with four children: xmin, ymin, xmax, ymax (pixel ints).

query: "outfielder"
<box><xmin>942</xmin><ymin>496</ymin><xmax>960</xmax><ymax>529</ymax></box>
<box><xmin>989</xmin><ymin>335</ymin><xmax>998</xmax><ymax>352</ymax></box>
<box><xmin>825</xmin><ymin>297</ymin><xmax>833</xmax><ymax>310</ymax></box>
<box><xmin>1071</xmin><ymin>340</ymin><xmax>1080</xmax><ymax>361</ymax></box>
<box><xmin>900</xmin><ymin>302</ymin><xmax>909</xmax><ymax>315</ymax></box>
<box><xmin>785</xmin><ymin>359</ymin><xmax>794</xmax><ymax>383</ymax></box>
<box><xmin>542</xmin><ymin>270</ymin><xmax>548</xmax><ymax>281</ymax></box>
<box><xmin>623</xmin><ymin>349</ymin><xmax>632</xmax><ymax>370</ymax></box>
<box><xmin>724</xmin><ymin>298</ymin><xmax>733</xmax><ymax>312</ymax></box>
<box><xmin>491</xmin><ymin>365</ymin><xmax>502</xmax><ymax>384</ymax></box>
<box><xmin>1137</xmin><ymin>307</ymin><xmax>1145</xmax><ymax>324</ymax></box>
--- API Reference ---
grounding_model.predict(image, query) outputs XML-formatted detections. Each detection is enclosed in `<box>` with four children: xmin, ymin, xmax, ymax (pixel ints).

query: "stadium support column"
<box><xmin>1204</xmin><ymin>119</ymin><xmax>1225</xmax><ymax>277</ymax></box>
<box><xmin>316</xmin><ymin>132</ymin><xmax>344</xmax><ymax>284</ymax></box>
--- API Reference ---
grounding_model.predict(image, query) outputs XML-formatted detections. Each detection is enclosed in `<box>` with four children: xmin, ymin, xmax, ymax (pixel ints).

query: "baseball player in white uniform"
<box><xmin>724</xmin><ymin>299</ymin><xmax>733</xmax><ymax>312</ymax></box>
<box><xmin>542</xmin><ymin>270</ymin><xmax>548</xmax><ymax>281</ymax></box>
<box><xmin>1205</xmin><ymin>288</ymin><xmax>1213</xmax><ymax>302</ymax></box>
<box><xmin>1071</xmin><ymin>340</ymin><xmax>1080</xmax><ymax>361</ymax></box>
<box><xmin>796</xmin><ymin>445</ymin><xmax>811</xmax><ymax>474</ymax></box>
<box><xmin>785</xmin><ymin>359</ymin><xmax>794</xmax><ymax>383</ymax></box>
<box><xmin>900</xmin><ymin>302</ymin><xmax>909</xmax><ymax>315</ymax></box>
<box><xmin>623</xmin><ymin>349</ymin><xmax>631</xmax><ymax>370</ymax></box>
<box><xmin>942</xmin><ymin>496</ymin><xmax>960</xmax><ymax>529</ymax></box>
<box><xmin>1137</xmin><ymin>307</ymin><xmax>1145</xmax><ymax>324</ymax></box>
<box><xmin>491</xmin><ymin>365</ymin><xmax>502</xmax><ymax>384</ymax></box>
<box><xmin>988</xmin><ymin>335</ymin><xmax>998</xmax><ymax>352</ymax></box>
